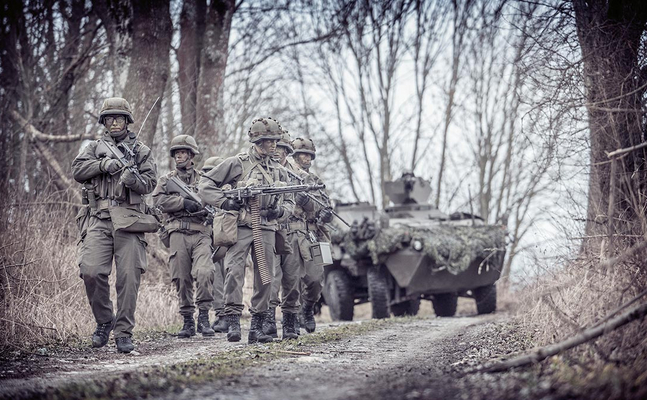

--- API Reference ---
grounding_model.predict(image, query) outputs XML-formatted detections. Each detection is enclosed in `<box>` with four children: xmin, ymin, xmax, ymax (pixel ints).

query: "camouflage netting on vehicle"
<box><xmin>337</xmin><ymin>224</ymin><xmax>506</xmax><ymax>275</ymax></box>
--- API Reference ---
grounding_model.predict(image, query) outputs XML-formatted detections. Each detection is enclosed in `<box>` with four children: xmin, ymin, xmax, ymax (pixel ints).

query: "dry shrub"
<box><xmin>0</xmin><ymin>190</ymin><xmax>179</xmax><ymax>353</ymax></box>
<box><xmin>516</xmin><ymin>253</ymin><xmax>647</xmax><ymax>364</ymax></box>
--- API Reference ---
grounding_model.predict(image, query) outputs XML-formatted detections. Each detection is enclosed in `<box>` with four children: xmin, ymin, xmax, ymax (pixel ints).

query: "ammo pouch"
<box><xmin>275</xmin><ymin>229</ymin><xmax>293</xmax><ymax>255</ymax></box>
<box><xmin>212</xmin><ymin>209</ymin><xmax>239</xmax><ymax>247</ymax></box>
<box><xmin>109</xmin><ymin>206</ymin><xmax>161</xmax><ymax>233</ymax></box>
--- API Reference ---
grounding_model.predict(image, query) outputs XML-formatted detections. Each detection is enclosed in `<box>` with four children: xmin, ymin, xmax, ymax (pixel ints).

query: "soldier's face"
<box><xmin>275</xmin><ymin>146</ymin><xmax>288</xmax><ymax>164</ymax></box>
<box><xmin>295</xmin><ymin>153</ymin><xmax>312</xmax><ymax>169</ymax></box>
<box><xmin>173</xmin><ymin>149</ymin><xmax>193</xmax><ymax>164</ymax></box>
<box><xmin>257</xmin><ymin>139</ymin><xmax>278</xmax><ymax>156</ymax></box>
<box><xmin>104</xmin><ymin>115</ymin><xmax>126</xmax><ymax>133</ymax></box>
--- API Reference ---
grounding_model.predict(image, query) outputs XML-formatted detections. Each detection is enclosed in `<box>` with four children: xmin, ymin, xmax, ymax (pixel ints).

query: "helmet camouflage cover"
<box><xmin>291</xmin><ymin>137</ymin><xmax>316</xmax><ymax>160</ymax></box>
<box><xmin>248</xmin><ymin>117</ymin><xmax>282</xmax><ymax>143</ymax></box>
<box><xmin>169</xmin><ymin>134</ymin><xmax>200</xmax><ymax>157</ymax></box>
<box><xmin>277</xmin><ymin>130</ymin><xmax>294</xmax><ymax>154</ymax></box>
<box><xmin>202</xmin><ymin>156</ymin><xmax>224</xmax><ymax>172</ymax></box>
<box><xmin>98</xmin><ymin>97</ymin><xmax>134</xmax><ymax>124</ymax></box>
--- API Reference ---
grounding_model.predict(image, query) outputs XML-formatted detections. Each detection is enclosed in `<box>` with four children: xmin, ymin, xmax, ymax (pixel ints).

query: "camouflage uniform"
<box><xmin>152</xmin><ymin>135</ymin><xmax>215</xmax><ymax>337</ymax></box>
<box><xmin>198</xmin><ymin>117</ymin><xmax>294</xmax><ymax>343</ymax></box>
<box><xmin>72</xmin><ymin>97</ymin><xmax>157</xmax><ymax>353</ymax></box>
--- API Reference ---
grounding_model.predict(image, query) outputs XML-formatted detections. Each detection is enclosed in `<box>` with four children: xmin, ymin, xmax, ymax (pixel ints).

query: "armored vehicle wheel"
<box><xmin>432</xmin><ymin>293</ymin><xmax>457</xmax><ymax>317</ymax></box>
<box><xmin>367</xmin><ymin>266</ymin><xmax>390</xmax><ymax>319</ymax></box>
<box><xmin>474</xmin><ymin>284</ymin><xmax>497</xmax><ymax>314</ymax></box>
<box><xmin>323</xmin><ymin>270</ymin><xmax>354</xmax><ymax>321</ymax></box>
<box><xmin>390</xmin><ymin>298</ymin><xmax>421</xmax><ymax>317</ymax></box>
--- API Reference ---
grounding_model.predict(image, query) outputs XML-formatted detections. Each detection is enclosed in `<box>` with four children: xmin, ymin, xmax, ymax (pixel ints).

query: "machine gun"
<box><xmin>166</xmin><ymin>175</ymin><xmax>216</xmax><ymax>218</ymax></box>
<box><xmin>96</xmin><ymin>138</ymin><xmax>147</xmax><ymax>186</ymax></box>
<box><xmin>222</xmin><ymin>183</ymin><xmax>325</xmax><ymax>201</ymax></box>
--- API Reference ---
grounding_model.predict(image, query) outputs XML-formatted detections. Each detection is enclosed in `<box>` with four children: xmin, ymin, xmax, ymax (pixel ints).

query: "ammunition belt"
<box><xmin>95</xmin><ymin>198</ymin><xmax>145</xmax><ymax>213</ymax></box>
<box><xmin>278</xmin><ymin>221</ymin><xmax>307</xmax><ymax>233</ymax></box>
<box><xmin>166</xmin><ymin>220</ymin><xmax>211</xmax><ymax>234</ymax></box>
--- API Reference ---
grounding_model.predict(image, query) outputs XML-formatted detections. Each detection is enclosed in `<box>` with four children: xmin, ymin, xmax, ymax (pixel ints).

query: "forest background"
<box><xmin>1</xmin><ymin>0</ymin><xmax>647</xmax><ymax>388</ymax></box>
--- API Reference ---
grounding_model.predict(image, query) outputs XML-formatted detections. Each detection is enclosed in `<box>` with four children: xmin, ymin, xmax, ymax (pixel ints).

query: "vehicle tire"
<box><xmin>474</xmin><ymin>284</ymin><xmax>497</xmax><ymax>314</ymax></box>
<box><xmin>432</xmin><ymin>293</ymin><xmax>458</xmax><ymax>317</ymax></box>
<box><xmin>367</xmin><ymin>265</ymin><xmax>390</xmax><ymax>319</ymax></box>
<box><xmin>323</xmin><ymin>270</ymin><xmax>354</xmax><ymax>321</ymax></box>
<box><xmin>390</xmin><ymin>298</ymin><xmax>421</xmax><ymax>317</ymax></box>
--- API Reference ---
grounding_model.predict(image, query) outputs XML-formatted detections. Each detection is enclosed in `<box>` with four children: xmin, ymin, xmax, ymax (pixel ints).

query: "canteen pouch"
<box><xmin>212</xmin><ymin>209</ymin><xmax>239</xmax><ymax>247</ymax></box>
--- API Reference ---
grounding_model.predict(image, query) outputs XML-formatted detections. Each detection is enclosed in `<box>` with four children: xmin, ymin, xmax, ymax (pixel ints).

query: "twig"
<box><xmin>606</xmin><ymin>141</ymin><xmax>647</xmax><ymax>159</ymax></box>
<box><xmin>275</xmin><ymin>350</ymin><xmax>311</xmax><ymax>356</ymax></box>
<box><xmin>599</xmin><ymin>240</ymin><xmax>647</xmax><ymax>271</ymax></box>
<box><xmin>471</xmin><ymin>301</ymin><xmax>647</xmax><ymax>373</ymax></box>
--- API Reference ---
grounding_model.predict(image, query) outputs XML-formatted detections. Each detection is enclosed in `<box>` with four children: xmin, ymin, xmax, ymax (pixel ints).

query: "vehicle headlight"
<box><xmin>412</xmin><ymin>240</ymin><xmax>423</xmax><ymax>251</ymax></box>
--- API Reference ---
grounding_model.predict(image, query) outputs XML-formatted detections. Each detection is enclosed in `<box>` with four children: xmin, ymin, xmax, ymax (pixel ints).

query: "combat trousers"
<box><xmin>223</xmin><ymin>226</ymin><xmax>275</xmax><ymax>315</ymax></box>
<box><xmin>269</xmin><ymin>231</ymin><xmax>304</xmax><ymax>314</ymax></box>
<box><xmin>301</xmin><ymin>259</ymin><xmax>324</xmax><ymax>305</ymax></box>
<box><xmin>169</xmin><ymin>231</ymin><xmax>215</xmax><ymax>316</ymax></box>
<box><xmin>212</xmin><ymin>259</ymin><xmax>226</xmax><ymax>316</ymax></box>
<box><xmin>78</xmin><ymin>215</ymin><xmax>146</xmax><ymax>338</ymax></box>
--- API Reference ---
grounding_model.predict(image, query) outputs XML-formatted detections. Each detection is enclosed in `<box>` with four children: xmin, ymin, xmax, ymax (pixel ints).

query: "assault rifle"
<box><xmin>166</xmin><ymin>176</ymin><xmax>216</xmax><ymax>218</ymax></box>
<box><xmin>222</xmin><ymin>183</ymin><xmax>326</xmax><ymax>201</ymax></box>
<box><xmin>96</xmin><ymin>138</ymin><xmax>147</xmax><ymax>186</ymax></box>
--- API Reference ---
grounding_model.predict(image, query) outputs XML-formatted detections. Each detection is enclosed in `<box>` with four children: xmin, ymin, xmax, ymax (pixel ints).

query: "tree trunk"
<box><xmin>573</xmin><ymin>0</ymin><xmax>647</xmax><ymax>255</ymax></box>
<box><xmin>92</xmin><ymin>0</ymin><xmax>132</xmax><ymax>94</ymax></box>
<box><xmin>194</xmin><ymin>0</ymin><xmax>235</xmax><ymax>154</ymax></box>
<box><xmin>123</xmin><ymin>0</ymin><xmax>172</xmax><ymax>147</ymax></box>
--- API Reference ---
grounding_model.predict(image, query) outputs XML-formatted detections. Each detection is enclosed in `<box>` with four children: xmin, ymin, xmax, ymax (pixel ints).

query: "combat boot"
<box><xmin>226</xmin><ymin>314</ymin><xmax>241</xmax><ymax>342</ymax></box>
<box><xmin>282</xmin><ymin>312</ymin><xmax>298</xmax><ymax>340</ymax></box>
<box><xmin>302</xmin><ymin>302</ymin><xmax>316</xmax><ymax>333</ymax></box>
<box><xmin>178</xmin><ymin>314</ymin><xmax>196</xmax><ymax>338</ymax></box>
<box><xmin>91</xmin><ymin>317</ymin><xmax>115</xmax><ymax>348</ymax></box>
<box><xmin>115</xmin><ymin>337</ymin><xmax>134</xmax><ymax>353</ymax></box>
<box><xmin>262</xmin><ymin>307</ymin><xmax>278</xmax><ymax>338</ymax></box>
<box><xmin>211</xmin><ymin>316</ymin><xmax>228</xmax><ymax>333</ymax></box>
<box><xmin>196</xmin><ymin>310</ymin><xmax>215</xmax><ymax>337</ymax></box>
<box><xmin>248</xmin><ymin>313</ymin><xmax>274</xmax><ymax>344</ymax></box>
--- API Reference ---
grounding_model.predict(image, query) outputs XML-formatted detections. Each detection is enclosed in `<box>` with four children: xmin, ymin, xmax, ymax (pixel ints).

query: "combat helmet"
<box><xmin>202</xmin><ymin>156</ymin><xmax>224</xmax><ymax>172</ymax></box>
<box><xmin>291</xmin><ymin>137</ymin><xmax>316</xmax><ymax>160</ymax></box>
<box><xmin>248</xmin><ymin>117</ymin><xmax>282</xmax><ymax>143</ymax></box>
<box><xmin>98</xmin><ymin>97</ymin><xmax>134</xmax><ymax>124</ymax></box>
<box><xmin>277</xmin><ymin>130</ymin><xmax>294</xmax><ymax>154</ymax></box>
<box><xmin>169</xmin><ymin>134</ymin><xmax>200</xmax><ymax>157</ymax></box>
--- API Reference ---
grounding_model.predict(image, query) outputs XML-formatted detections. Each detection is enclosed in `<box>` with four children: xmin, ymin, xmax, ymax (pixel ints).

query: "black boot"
<box><xmin>115</xmin><ymin>336</ymin><xmax>134</xmax><ymax>353</ymax></box>
<box><xmin>302</xmin><ymin>302</ymin><xmax>316</xmax><ymax>333</ymax></box>
<box><xmin>178</xmin><ymin>314</ymin><xmax>196</xmax><ymax>338</ymax></box>
<box><xmin>211</xmin><ymin>316</ymin><xmax>228</xmax><ymax>333</ymax></box>
<box><xmin>197</xmin><ymin>310</ymin><xmax>215</xmax><ymax>337</ymax></box>
<box><xmin>248</xmin><ymin>313</ymin><xmax>274</xmax><ymax>344</ymax></box>
<box><xmin>282</xmin><ymin>312</ymin><xmax>298</xmax><ymax>340</ymax></box>
<box><xmin>91</xmin><ymin>318</ymin><xmax>114</xmax><ymax>348</ymax></box>
<box><xmin>226</xmin><ymin>314</ymin><xmax>241</xmax><ymax>342</ymax></box>
<box><xmin>262</xmin><ymin>307</ymin><xmax>278</xmax><ymax>338</ymax></box>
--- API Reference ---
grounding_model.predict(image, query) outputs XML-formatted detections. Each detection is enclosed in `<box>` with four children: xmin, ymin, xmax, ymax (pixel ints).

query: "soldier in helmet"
<box><xmin>200</xmin><ymin>156</ymin><xmax>229</xmax><ymax>334</ymax></box>
<box><xmin>262</xmin><ymin>130</ymin><xmax>304</xmax><ymax>339</ymax></box>
<box><xmin>198</xmin><ymin>117</ymin><xmax>294</xmax><ymax>344</ymax></box>
<box><xmin>152</xmin><ymin>135</ymin><xmax>216</xmax><ymax>338</ymax></box>
<box><xmin>72</xmin><ymin>97</ymin><xmax>158</xmax><ymax>353</ymax></box>
<box><xmin>291</xmin><ymin>137</ymin><xmax>333</xmax><ymax>333</ymax></box>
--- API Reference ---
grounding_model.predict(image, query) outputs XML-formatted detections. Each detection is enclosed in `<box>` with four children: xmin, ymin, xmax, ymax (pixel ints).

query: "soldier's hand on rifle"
<box><xmin>295</xmin><ymin>191</ymin><xmax>310</xmax><ymax>207</ymax></box>
<box><xmin>120</xmin><ymin>168</ymin><xmax>137</xmax><ymax>187</ymax></box>
<box><xmin>100</xmin><ymin>158</ymin><xmax>122</xmax><ymax>174</ymax></box>
<box><xmin>183</xmin><ymin>198</ymin><xmax>202</xmax><ymax>213</ymax></box>
<box><xmin>222</xmin><ymin>198</ymin><xmax>243</xmax><ymax>211</ymax></box>
<box><xmin>319</xmin><ymin>207</ymin><xmax>334</xmax><ymax>223</ymax></box>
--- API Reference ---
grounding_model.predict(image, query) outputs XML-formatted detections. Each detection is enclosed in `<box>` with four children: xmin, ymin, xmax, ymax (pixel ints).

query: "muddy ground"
<box><xmin>1</xmin><ymin>309</ymin><xmax>644</xmax><ymax>400</ymax></box>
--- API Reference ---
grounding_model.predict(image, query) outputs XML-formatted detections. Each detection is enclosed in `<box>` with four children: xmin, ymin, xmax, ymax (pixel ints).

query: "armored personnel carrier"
<box><xmin>321</xmin><ymin>173</ymin><xmax>506</xmax><ymax>320</ymax></box>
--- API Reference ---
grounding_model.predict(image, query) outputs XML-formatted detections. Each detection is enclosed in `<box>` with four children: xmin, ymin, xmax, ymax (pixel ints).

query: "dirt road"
<box><xmin>1</xmin><ymin>313</ymin><xmax>525</xmax><ymax>400</ymax></box>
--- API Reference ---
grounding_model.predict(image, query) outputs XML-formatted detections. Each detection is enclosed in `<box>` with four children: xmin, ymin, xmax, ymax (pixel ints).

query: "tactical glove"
<box><xmin>101</xmin><ymin>158</ymin><xmax>122</xmax><ymax>174</ymax></box>
<box><xmin>295</xmin><ymin>192</ymin><xmax>310</xmax><ymax>207</ymax></box>
<box><xmin>263</xmin><ymin>206</ymin><xmax>283</xmax><ymax>221</ymax></box>
<box><xmin>120</xmin><ymin>168</ymin><xmax>137</xmax><ymax>187</ymax></box>
<box><xmin>319</xmin><ymin>207</ymin><xmax>334</xmax><ymax>223</ymax></box>
<box><xmin>184</xmin><ymin>198</ymin><xmax>202</xmax><ymax>213</ymax></box>
<box><xmin>222</xmin><ymin>198</ymin><xmax>243</xmax><ymax>211</ymax></box>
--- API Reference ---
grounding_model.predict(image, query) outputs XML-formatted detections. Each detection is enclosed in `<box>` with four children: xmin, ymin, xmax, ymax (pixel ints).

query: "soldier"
<box><xmin>72</xmin><ymin>97</ymin><xmax>158</xmax><ymax>353</ymax></box>
<box><xmin>291</xmin><ymin>137</ymin><xmax>334</xmax><ymax>333</ymax></box>
<box><xmin>263</xmin><ymin>130</ymin><xmax>304</xmax><ymax>340</ymax></box>
<box><xmin>200</xmin><ymin>156</ymin><xmax>228</xmax><ymax>334</ymax></box>
<box><xmin>199</xmin><ymin>117</ymin><xmax>294</xmax><ymax>344</ymax></box>
<box><xmin>152</xmin><ymin>135</ymin><xmax>216</xmax><ymax>338</ymax></box>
